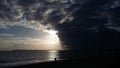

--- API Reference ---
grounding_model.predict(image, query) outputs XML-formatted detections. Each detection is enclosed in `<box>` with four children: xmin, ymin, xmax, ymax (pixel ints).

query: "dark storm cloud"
<box><xmin>56</xmin><ymin>0</ymin><xmax>120</xmax><ymax>49</ymax></box>
<box><xmin>0</xmin><ymin>0</ymin><xmax>75</xmax><ymax>30</ymax></box>
<box><xmin>17</xmin><ymin>0</ymin><xmax>38</xmax><ymax>7</ymax></box>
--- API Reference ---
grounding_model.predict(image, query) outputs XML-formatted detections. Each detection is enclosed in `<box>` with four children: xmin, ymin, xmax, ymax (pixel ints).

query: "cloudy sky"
<box><xmin>0</xmin><ymin>0</ymin><xmax>120</xmax><ymax>50</ymax></box>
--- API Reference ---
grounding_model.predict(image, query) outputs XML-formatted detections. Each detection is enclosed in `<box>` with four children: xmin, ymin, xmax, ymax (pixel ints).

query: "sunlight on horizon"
<box><xmin>0</xmin><ymin>29</ymin><xmax>63</xmax><ymax>50</ymax></box>
<box><xmin>45</xmin><ymin>30</ymin><xmax>62</xmax><ymax>49</ymax></box>
<box><xmin>38</xmin><ymin>29</ymin><xmax>62</xmax><ymax>50</ymax></box>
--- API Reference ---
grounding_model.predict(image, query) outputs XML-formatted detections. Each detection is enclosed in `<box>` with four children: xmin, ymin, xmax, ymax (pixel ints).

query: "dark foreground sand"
<box><xmin>9</xmin><ymin>54</ymin><xmax>120</xmax><ymax>68</ymax></box>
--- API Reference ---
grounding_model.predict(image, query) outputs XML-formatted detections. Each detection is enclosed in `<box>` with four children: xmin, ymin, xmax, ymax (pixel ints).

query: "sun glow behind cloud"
<box><xmin>40</xmin><ymin>30</ymin><xmax>62</xmax><ymax>50</ymax></box>
<box><xmin>46</xmin><ymin>30</ymin><xmax>59</xmax><ymax>42</ymax></box>
<box><xmin>29</xmin><ymin>30</ymin><xmax>62</xmax><ymax>50</ymax></box>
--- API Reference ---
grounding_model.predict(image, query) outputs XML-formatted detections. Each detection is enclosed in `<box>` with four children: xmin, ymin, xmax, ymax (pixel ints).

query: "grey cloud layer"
<box><xmin>0</xmin><ymin>0</ymin><xmax>76</xmax><ymax>30</ymax></box>
<box><xmin>0</xmin><ymin>0</ymin><xmax>120</xmax><ymax>31</ymax></box>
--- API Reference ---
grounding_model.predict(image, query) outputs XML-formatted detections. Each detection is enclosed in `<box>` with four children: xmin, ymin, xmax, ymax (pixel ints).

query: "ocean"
<box><xmin>0</xmin><ymin>50</ymin><xmax>115</xmax><ymax>67</ymax></box>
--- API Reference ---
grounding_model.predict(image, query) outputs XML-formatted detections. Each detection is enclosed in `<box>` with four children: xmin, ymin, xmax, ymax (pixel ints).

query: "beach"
<box><xmin>10</xmin><ymin>53</ymin><xmax>120</xmax><ymax>68</ymax></box>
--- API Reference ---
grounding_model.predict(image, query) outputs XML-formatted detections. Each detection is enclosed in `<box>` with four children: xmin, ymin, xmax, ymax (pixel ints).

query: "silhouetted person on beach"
<box><xmin>54</xmin><ymin>58</ymin><xmax>57</xmax><ymax>62</ymax></box>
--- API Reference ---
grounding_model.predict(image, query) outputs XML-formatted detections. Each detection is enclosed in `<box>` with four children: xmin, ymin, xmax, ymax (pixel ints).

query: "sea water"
<box><xmin>0</xmin><ymin>50</ymin><xmax>110</xmax><ymax>67</ymax></box>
